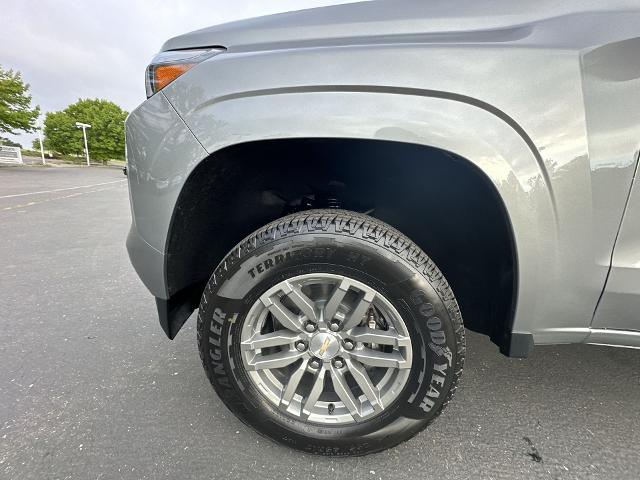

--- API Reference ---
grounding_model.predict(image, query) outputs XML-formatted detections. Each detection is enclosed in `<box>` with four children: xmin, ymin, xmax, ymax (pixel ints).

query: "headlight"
<box><xmin>145</xmin><ymin>48</ymin><xmax>224</xmax><ymax>98</ymax></box>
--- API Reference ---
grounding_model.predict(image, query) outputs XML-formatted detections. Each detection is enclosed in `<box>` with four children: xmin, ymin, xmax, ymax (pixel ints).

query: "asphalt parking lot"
<box><xmin>1</xmin><ymin>166</ymin><xmax>639</xmax><ymax>480</ymax></box>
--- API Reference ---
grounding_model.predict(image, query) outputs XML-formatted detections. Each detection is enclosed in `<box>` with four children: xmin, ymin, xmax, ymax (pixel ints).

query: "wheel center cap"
<box><xmin>309</xmin><ymin>332</ymin><xmax>340</xmax><ymax>360</ymax></box>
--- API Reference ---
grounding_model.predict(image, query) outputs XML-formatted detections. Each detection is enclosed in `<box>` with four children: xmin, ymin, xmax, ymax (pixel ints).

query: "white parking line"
<box><xmin>1</xmin><ymin>185</ymin><xmax>124</xmax><ymax>211</ymax></box>
<box><xmin>0</xmin><ymin>179</ymin><xmax>126</xmax><ymax>199</ymax></box>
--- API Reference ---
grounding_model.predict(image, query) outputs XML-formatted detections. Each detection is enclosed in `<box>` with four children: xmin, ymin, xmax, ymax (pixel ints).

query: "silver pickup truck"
<box><xmin>125</xmin><ymin>0</ymin><xmax>640</xmax><ymax>455</ymax></box>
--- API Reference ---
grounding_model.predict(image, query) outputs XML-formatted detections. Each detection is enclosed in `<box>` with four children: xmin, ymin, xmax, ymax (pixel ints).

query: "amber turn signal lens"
<box><xmin>145</xmin><ymin>48</ymin><xmax>224</xmax><ymax>98</ymax></box>
<box><xmin>152</xmin><ymin>63</ymin><xmax>194</xmax><ymax>92</ymax></box>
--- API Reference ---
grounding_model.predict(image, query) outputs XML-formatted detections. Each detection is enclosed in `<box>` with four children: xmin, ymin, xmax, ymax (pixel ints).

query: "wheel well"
<box><xmin>166</xmin><ymin>138</ymin><xmax>517</xmax><ymax>352</ymax></box>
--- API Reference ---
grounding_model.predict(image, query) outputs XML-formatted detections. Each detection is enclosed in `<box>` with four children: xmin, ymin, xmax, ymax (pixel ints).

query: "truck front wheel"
<box><xmin>197</xmin><ymin>210</ymin><xmax>465</xmax><ymax>455</ymax></box>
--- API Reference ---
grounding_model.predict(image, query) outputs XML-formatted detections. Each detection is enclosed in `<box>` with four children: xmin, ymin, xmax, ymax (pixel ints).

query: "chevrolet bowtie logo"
<box><xmin>319</xmin><ymin>337</ymin><xmax>332</xmax><ymax>356</ymax></box>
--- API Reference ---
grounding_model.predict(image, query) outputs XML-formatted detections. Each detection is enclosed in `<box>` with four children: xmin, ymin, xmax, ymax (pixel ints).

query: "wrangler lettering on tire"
<box><xmin>197</xmin><ymin>209</ymin><xmax>465</xmax><ymax>455</ymax></box>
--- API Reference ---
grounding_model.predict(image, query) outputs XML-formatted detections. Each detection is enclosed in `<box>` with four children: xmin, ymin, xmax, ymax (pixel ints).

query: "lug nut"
<box><xmin>295</xmin><ymin>340</ymin><xmax>307</xmax><ymax>352</ymax></box>
<box><xmin>343</xmin><ymin>339</ymin><xmax>355</xmax><ymax>351</ymax></box>
<box><xmin>305</xmin><ymin>322</ymin><xmax>317</xmax><ymax>333</ymax></box>
<box><xmin>332</xmin><ymin>357</ymin><xmax>345</xmax><ymax>369</ymax></box>
<box><xmin>309</xmin><ymin>358</ymin><xmax>322</xmax><ymax>369</ymax></box>
<box><xmin>329</xmin><ymin>320</ymin><xmax>341</xmax><ymax>332</ymax></box>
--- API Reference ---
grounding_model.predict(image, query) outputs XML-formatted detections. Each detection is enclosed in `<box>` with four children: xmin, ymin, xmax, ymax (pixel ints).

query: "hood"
<box><xmin>160</xmin><ymin>0</ymin><xmax>638</xmax><ymax>52</ymax></box>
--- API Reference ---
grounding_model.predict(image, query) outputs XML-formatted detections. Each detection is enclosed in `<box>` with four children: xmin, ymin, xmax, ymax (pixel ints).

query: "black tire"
<box><xmin>197</xmin><ymin>209</ymin><xmax>465</xmax><ymax>456</ymax></box>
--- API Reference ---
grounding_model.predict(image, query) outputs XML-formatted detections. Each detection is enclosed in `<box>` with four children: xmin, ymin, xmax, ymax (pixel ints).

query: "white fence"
<box><xmin>0</xmin><ymin>146</ymin><xmax>23</xmax><ymax>165</ymax></box>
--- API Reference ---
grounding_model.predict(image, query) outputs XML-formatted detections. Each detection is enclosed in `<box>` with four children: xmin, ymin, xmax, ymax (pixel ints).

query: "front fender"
<box><xmin>153</xmin><ymin>32</ymin><xmax>622</xmax><ymax>347</ymax></box>
<box><xmin>161</xmin><ymin>82</ymin><xmax>583</xmax><ymax>348</ymax></box>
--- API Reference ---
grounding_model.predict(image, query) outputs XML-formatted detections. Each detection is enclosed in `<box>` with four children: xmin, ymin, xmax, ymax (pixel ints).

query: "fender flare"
<box><xmin>163</xmin><ymin>87</ymin><xmax>560</xmax><ymax>353</ymax></box>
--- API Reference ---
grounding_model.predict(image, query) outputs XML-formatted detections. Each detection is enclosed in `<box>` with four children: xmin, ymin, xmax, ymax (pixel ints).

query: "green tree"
<box><xmin>0</xmin><ymin>66</ymin><xmax>40</xmax><ymax>134</ymax></box>
<box><xmin>43</xmin><ymin>99</ymin><xmax>128</xmax><ymax>161</ymax></box>
<box><xmin>44</xmin><ymin>110</ymin><xmax>82</xmax><ymax>155</ymax></box>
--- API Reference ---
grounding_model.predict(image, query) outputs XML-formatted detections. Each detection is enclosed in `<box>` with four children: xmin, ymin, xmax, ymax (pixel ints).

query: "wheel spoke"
<box><xmin>284</xmin><ymin>281</ymin><xmax>318</xmax><ymax>322</ymax></box>
<box><xmin>246</xmin><ymin>349</ymin><xmax>305</xmax><ymax>370</ymax></box>
<box><xmin>330</xmin><ymin>366</ymin><xmax>360</xmax><ymax>419</ymax></box>
<box><xmin>347</xmin><ymin>348</ymin><xmax>409</xmax><ymax>369</ymax></box>
<box><xmin>346</xmin><ymin>359</ymin><xmax>383</xmax><ymax>412</ymax></box>
<box><xmin>280</xmin><ymin>361</ymin><xmax>307</xmax><ymax>409</ymax></box>
<box><xmin>323</xmin><ymin>278</ymin><xmax>350</xmax><ymax>322</ymax></box>
<box><xmin>260</xmin><ymin>294</ymin><xmax>305</xmax><ymax>333</ymax></box>
<box><xmin>302</xmin><ymin>369</ymin><xmax>326</xmax><ymax>418</ymax></box>
<box><xmin>241</xmin><ymin>330</ymin><xmax>300</xmax><ymax>351</ymax></box>
<box><xmin>348</xmin><ymin>327</ymin><xmax>410</xmax><ymax>348</ymax></box>
<box><xmin>341</xmin><ymin>290</ymin><xmax>375</xmax><ymax>331</ymax></box>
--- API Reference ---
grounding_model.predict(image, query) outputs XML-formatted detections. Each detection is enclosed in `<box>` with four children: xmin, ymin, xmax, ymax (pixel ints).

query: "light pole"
<box><xmin>38</xmin><ymin>119</ymin><xmax>46</xmax><ymax>165</ymax></box>
<box><xmin>75</xmin><ymin>122</ymin><xmax>91</xmax><ymax>166</ymax></box>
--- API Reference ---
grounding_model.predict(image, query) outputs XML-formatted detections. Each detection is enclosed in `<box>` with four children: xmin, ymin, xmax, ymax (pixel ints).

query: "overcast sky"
<box><xmin>1</xmin><ymin>0</ymin><xmax>355</xmax><ymax>147</ymax></box>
